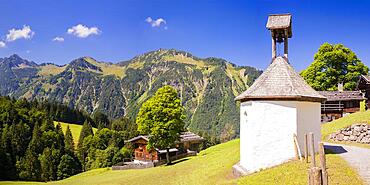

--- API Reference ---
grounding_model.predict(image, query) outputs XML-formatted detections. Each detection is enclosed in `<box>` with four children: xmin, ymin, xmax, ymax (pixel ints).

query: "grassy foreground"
<box><xmin>54</xmin><ymin>121</ymin><xmax>97</xmax><ymax>146</ymax></box>
<box><xmin>238</xmin><ymin>152</ymin><xmax>363</xmax><ymax>184</ymax></box>
<box><xmin>321</xmin><ymin>110</ymin><xmax>370</xmax><ymax>149</ymax></box>
<box><xmin>0</xmin><ymin>138</ymin><xmax>364</xmax><ymax>185</ymax></box>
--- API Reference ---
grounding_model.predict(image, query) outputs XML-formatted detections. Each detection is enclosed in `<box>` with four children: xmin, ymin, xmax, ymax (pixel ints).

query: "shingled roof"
<box><xmin>126</xmin><ymin>132</ymin><xmax>203</xmax><ymax>143</ymax></box>
<box><xmin>266</xmin><ymin>13</ymin><xmax>292</xmax><ymax>38</ymax></box>
<box><xmin>235</xmin><ymin>57</ymin><xmax>326</xmax><ymax>102</ymax></box>
<box><xmin>318</xmin><ymin>91</ymin><xmax>365</xmax><ymax>101</ymax></box>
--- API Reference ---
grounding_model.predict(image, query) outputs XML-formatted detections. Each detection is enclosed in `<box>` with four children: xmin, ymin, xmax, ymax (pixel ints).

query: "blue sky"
<box><xmin>0</xmin><ymin>0</ymin><xmax>370</xmax><ymax>70</ymax></box>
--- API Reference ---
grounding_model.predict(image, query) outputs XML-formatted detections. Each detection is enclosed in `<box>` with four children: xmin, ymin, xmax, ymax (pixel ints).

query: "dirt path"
<box><xmin>324</xmin><ymin>143</ymin><xmax>370</xmax><ymax>184</ymax></box>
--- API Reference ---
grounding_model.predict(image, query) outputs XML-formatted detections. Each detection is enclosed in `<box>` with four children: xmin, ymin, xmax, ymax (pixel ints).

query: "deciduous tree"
<box><xmin>136</xmin><ymin>85</ymin><xmax>185</xmax><ymax>164</ymax></box>
<box><xmin>301</xmin><ymin>43</ymin><xmax>369</xmax><ymax>90</ymax></box>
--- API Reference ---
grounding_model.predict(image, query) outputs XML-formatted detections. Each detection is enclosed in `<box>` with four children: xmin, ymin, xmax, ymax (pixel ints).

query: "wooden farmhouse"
<box><xmin>319</xmin><ymin>87</ymin><xmax>365</xmax><ymax>122</ymax></box>
<box><xmin>127</xmin><ymin>132</ymin><xmax>203</xmax><ymax>162</ymax></box>
<box><xmin>233</xmin><ymin>14</ymin><xmax>326</xmax><ymax>176</ymax></box>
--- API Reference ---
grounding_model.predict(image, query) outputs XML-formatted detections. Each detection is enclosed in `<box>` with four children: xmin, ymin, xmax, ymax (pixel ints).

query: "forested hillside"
<box><xmin>0</xmin><ymin>49</ymin><xmax>262</xmax><ymax>139</ymax></box>
<box><xmin>0</xmin><ymin>97</ymin><xmax>137</xmax><ymax>181</ymax></box>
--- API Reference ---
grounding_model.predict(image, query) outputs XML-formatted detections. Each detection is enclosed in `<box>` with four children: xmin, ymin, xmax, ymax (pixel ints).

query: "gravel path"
<box><xmin>324</xmin><ymin>143</ymin><xmax>370</xmax><ymax>184</ymax></box>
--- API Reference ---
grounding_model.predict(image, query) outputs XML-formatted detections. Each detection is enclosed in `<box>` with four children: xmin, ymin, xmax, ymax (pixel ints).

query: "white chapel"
<box><xmin>233</xmin><ymin>14</ymin><xmax>326</xmax><ymax>175</ymax></box>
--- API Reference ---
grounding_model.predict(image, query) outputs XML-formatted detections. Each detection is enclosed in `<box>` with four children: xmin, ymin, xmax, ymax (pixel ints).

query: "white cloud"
<box><xmin>26</xmin><ymin>50</ymin><xmax>31</xmax><ymax>53</ymax></box>
<box><xmin>145</xmin><ymin>17</ymin><xmax>166</xmax><ymax>27</ymax></box>
<box><xmin>67</xmin><ymin>24</ymin><xmax>101</xmax><ymax>38</ymax></box>
<box><xmin>0</xmin><ymin>41</ymin><xmax>5</xmax><ymax>48</ymax></box>
<box><xmin>53</xmin><ymin>36</ymin><xmax>64</xmax><ymax>42</ymax></box>
<box><xmin>6</xmin><ymin>25</ymin><xmax>35</xmax><ymax>42</ymax></box>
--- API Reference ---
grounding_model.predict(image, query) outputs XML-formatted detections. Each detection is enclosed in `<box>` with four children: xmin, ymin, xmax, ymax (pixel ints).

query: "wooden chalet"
<box><xmin>126</xmin><ymin>132</ymin><xmax>203</xmax><ymax>162</ymax></box>
<box><xmin>318</xmin><ymin>90</ymin><xmax>365</xmax><ymax>122</ymax></box>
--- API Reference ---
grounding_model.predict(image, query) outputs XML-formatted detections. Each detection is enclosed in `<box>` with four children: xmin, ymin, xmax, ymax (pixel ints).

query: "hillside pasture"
<box><xmin>54</xmin><ymin>121</ymin><xmax>97</xmax><ymax>146</ymax></box>
<box><xmin>0</xmin><ymin>138</ymin><xmax>364</xmax><ymax>185</ymax></box>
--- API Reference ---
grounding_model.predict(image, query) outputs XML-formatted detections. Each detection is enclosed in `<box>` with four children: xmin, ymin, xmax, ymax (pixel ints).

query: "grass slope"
<box><xmin>54</xmin><ymin>121</ymin><xmax>97</xmax><ymax>146</ymax></box>
<box><xmin>0</xmin><ymin>138</ymin><xmax>364</xmax><ymax>185</ymax></box>
<box><xmin>0</xmin><ymin>139</ymin><xmax>240</xmax><ymax>185</ymax></box>
<box><xmin>321</xmin><ymin>110</ymin><xmax>370</xmax><ymax>149</ymax></box>
<box><xmin>238</xmin><ymin>152</ymin><xmax>363</xmax><ymax>184</ymax></box>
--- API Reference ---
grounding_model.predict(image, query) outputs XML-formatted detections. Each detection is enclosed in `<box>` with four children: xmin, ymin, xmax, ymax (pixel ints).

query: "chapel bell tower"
<box><xmin>266</xmin><ymin>14</ymin><xmax>292</xmax><ymax>59</ymax></box>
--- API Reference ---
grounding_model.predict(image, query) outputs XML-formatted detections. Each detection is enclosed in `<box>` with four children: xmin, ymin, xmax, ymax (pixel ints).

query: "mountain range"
<box><xmin>0</xmin><ymin>49</ymin><xmax>262</xmax><ymax>139</ymax></box>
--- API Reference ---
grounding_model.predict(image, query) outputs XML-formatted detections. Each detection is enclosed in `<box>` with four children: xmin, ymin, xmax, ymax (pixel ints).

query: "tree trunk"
<box><xmin>166</xmin><ymin>148</ymin><xmax>171</xmax><ymax>165</ymax></box>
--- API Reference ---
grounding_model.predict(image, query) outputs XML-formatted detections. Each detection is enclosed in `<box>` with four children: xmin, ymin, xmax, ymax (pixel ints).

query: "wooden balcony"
<box><xmin>321</xmin><ymin>103</ymin><xmax>344</xmax><ymax>112</ymax></box>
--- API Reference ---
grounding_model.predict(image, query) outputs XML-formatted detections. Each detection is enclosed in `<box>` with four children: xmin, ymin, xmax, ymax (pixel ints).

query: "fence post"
<box><xmin>309</xmin><ymin>132</ymin><xmax>316</xmax><ymax>168</ymax></box>
<box><xmin>309</xmin><ymin>167</ymin><xmax>322</xmax><ymax>185</ymax></box>
<box><xmin>319</xmin><ymin>142</ymin><xmax>328</xmax><ymax>185</ymax></box>
<box><xmin>305</xmin><ymin>133</ymin><xmax>309</xmax><ymax>163</ymax></box>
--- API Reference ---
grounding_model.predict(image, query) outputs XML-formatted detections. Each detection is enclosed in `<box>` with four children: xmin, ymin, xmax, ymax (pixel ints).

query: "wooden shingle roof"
<box><xmin>126</xmin><ymin>132</ymin><xmax>203</xmax><ymax>143</ymax></box>
<box><xmin>180</xmin><ymin>132</ymin><xmax>204</xmax><ymax>142</ymax></box>
<box><xmin>318</xmin><ymin>91</ymin><xmax>365</xmax><ymax>101</ymax></box>
<box><xmin>235</xmin><ymin>57</ymin><xmax>326</xmax><ymax>102</ymax></box>
<box><xmin>266</xmin><ymin>14</ymin><xmax>292</xmax><ymax>38</ymax></box>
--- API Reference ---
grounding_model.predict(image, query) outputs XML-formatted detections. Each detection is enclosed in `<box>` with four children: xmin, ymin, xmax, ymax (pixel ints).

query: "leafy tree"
<box><xmin>64</xmin><ymin>125</ymin><xmax>75</xmax><ymax>155</ymax></box>
<box><xmin>91</xmin><ymin>128</ymin><xmax>113</xmax><ymax>150</ymax></box>
<box><xmin>136</xmin><ymin>85</ymin><xmax>185</xmax><ymax>164</ymax></box>
<box><xmin>301</xmin><ymin>43</ymin><xmax>369</xmax><ymax>90</ymax></box>
<box><xmin>57</xmin><ymin>154</ymin><xmax>81</xmax><ymax>180</ymax></box>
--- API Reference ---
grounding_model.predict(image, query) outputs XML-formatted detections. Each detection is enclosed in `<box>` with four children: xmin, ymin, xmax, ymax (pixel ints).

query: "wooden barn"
<box><xmin>127</xmin><ymin>132</ymin><xmax>203</xmax><ymax>162</ymax></box>
<box><xmin>318</xmin><ymin>90</ymin><xmax>365</xmax><ymax>122</ymax></box>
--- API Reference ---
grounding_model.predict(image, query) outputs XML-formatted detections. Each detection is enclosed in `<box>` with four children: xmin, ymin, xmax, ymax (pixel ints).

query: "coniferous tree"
<box><xmin>17</xmin><ymin>124</ymin><xmax>42</xmax><ymax>181</ymax></box>
<box><xmin>55</xmin><ymin>122</ymin><xmax>65</xmax><ymax>153</ymax></box>
<box><xmin>77</xmin><ymin>120</ymin><xmax>94</xmax><ymax>170</ymax></box>
<box><xmin>39</xmin><ymin>148</ymin><xmax>53</xmax><ymax>181</ymax></box>
<box><xmin>64</xmin><ymin>125</ymin><xmax>75</xmax><ymax>156</ymax></box>
<box><xmin>57</xmin><ymin>154</ymin><xmax>80</xmax><ymax>180</ymax></box>
<box><xmin>78</xmin><ymin>120</ymin><xmax>94</xmax><ymax>149</ymax></box>
<box><xmin>39</xmin><ymin>147</ymin><xmax>61</xmax><ymax>181</ymax></box>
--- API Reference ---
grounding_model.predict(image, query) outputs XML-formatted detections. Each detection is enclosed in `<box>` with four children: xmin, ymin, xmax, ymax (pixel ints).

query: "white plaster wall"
<box><xmin>296</xmin><ymin>102</ymin><xmax>321</xmax><ymax>154</ymax></box>
<box><xmin>240</xmin><ymin>101</ymin><xmax>298</xmax><ymax>173</ymax></box>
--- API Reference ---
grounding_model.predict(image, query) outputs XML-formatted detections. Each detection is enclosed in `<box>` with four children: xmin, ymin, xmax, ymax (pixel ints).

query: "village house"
<box><xmin>126</xmin><ymin>132</ymin><xmax>203</xmax><ymax>162</ymax></box>
<box><xmin>319</xmin><ymin>84</ymin><xmax>365</xmax><ymax>122</ymax></box>
<box><xmin>233</xmin><ymin>14</ymin><xmax>326</xmax><ymax>176</ymax></box>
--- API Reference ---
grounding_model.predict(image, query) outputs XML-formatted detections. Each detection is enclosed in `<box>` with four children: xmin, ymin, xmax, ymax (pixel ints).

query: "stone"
<box><xmin>353</xmin><ymin>131</ymin><xmax>360</xmax><ymax>136</ymax></box>
<box><xmin>337</xmin><ymin>134</ymin><xmax>345</xmax><ymax>141</ymax></box>
<box><xmin>358</xmin><ymin>134</ymin><xmax>365</xmax><ymax>141</ymax></box>
<box><xmin>330</xmin><ymin>133</ymin><xmax>336</xmax><ymax>139</ymax></box>
<box><xmin>363</xmin><ymin>125</ymin><xmax>368</xmax><ymax>131</ymax></box>
<box><xmin>343</xmin><ymin>136</ymin><xmax>350</xmax><ymax>141</ymax></box>
<box><xmin>349</xmin><ymin>135</ymin><xmax>357</xmax><ymax>141</ymax></box>
<box><xmin>354</xmin><ymin>126</ymin><xmax>362</xmax><ymax>132</ymax></box>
